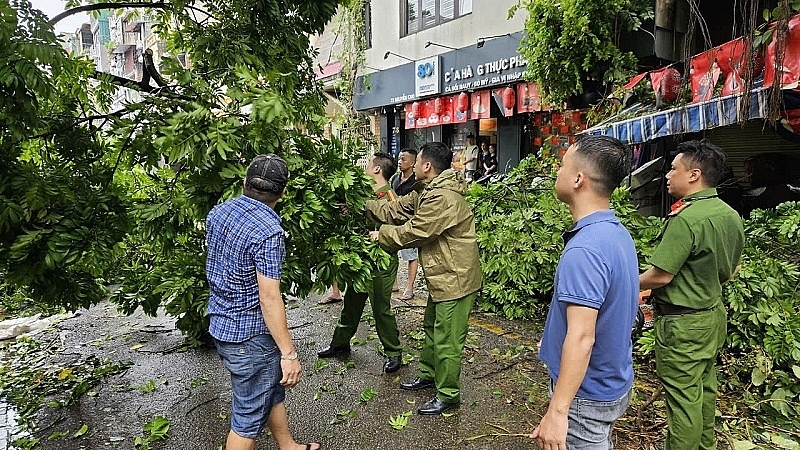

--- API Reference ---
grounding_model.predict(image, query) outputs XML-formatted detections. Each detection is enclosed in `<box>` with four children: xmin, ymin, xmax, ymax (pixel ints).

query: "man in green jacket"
<box><xmin>640</xmin><ymin>140</ymin><xmax>744</xmax><ymax>450</ymax></box>
<box><xmin>367</xmin><ymin>141</ymin><xmax>482</xmax><ymax>415</ymax></box>
<box><xmin>317</xmin><ymin>152</ymin><xmax>403</xmax><ymax>374</ymax></box>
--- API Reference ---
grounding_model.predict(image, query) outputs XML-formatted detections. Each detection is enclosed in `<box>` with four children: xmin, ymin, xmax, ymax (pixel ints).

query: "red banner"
<box><xmin>649</xmin><ymin>67</ymin><xmax>681</xmax><ymax>102</ymax></box>
<box><xmin>690</xmin><ymin>48</ymin><xmax>721</xmax><ymax>103</ymax></box>
<box><xmin>716</xmin><ymin>37</ymin><xmax>748</xmax><ymax>96</ymax></box>
<box><xmin>517</xmin><ymin>82</ymin><xmax>541</xmax><ymax>112</ymax></box>
<box><xmin>493</xmin><ymin>86</ymin><xmax>515</xmax><ymax>117</ymax></box>
<box><xmin>765</xmin><ymin>14</ymin><xmax>800</xmax><ymax>88</ymax></box>
<box><xmin>450</xmin><ymin>94</ymin><xmax>468</xmax><ymax>124</ymax></box>
<box><xmin>470</xmin><ymin>90</ymin><xmax>491</xmax><ymax>119</ymax></box>
<box><xmin>623</xmin><ymin>72</ymin><xmax>648</xmax><ymax>90</ymax></box>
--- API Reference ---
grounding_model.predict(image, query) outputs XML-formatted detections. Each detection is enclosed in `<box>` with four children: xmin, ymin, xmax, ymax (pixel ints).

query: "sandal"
<box><xmin>318</xmin><ymin>296</ymin><xmax>342</xmax><ymax>305</ymax></box>
<box><xmin>398</xmin><ymin>290</ymin><xmax>414</xmax><ymax>301</ymax></box>
<box><xmin>304</xmin><ymin>443</ymin><xmax>322</xmax><ymax>450</ymax></box>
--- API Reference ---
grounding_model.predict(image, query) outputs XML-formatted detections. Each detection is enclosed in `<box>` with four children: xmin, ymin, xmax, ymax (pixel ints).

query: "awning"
<box><xmin>585</xmin><ymin>87</ymin><xmax>771</xmax><ymax>145</ymax></box>
<box><xmin>315</xmin><ymin>61</ymin><xmax>342</xmax><ymax>81</ymax></box>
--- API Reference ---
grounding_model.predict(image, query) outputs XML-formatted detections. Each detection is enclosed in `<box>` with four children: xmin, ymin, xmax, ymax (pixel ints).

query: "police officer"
<box><xmin>317</xmin><ymin>152</ymin><xmax>403</xmax><ymax>374</ymax></box>
<box><xmin>640</xmin><ymin>140</ymin><xmax>744</xmax><ymax>450</ymax></box>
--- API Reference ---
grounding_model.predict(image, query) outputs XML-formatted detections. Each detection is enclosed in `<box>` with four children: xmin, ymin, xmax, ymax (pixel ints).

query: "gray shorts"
<box><xmin>399</xmin><ymin>248</ymin><xmax>418</xmax><ymax>261</ymax></box>
<box><xmin>549</xmin><ymin>379</ymin><xmax>630</xmax><ymax>449</ymax></box>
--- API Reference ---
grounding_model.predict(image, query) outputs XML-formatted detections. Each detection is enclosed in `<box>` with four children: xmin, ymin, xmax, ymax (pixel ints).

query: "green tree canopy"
<box><xmin>1</xmin><ymin>0</ymin><xmax>383</xmax><ymax>341</ymax></box>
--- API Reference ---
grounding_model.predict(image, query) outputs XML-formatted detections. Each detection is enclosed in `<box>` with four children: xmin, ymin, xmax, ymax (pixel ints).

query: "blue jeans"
<box><xmin>215</xmin><ymin>334</ymin><xmax>285</xmax><ymax>438</ymax></box>
<box><xmin>550</xmin><ymin>380</ymin><xmax>631</xmax><ymax>449</ymax></box>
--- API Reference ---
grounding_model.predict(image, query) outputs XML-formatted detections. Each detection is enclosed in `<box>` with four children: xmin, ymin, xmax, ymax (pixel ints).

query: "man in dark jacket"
<box><xmin>390</xmin><ymin>148</ymin><xmax>419</xmax><ymax>301</ymax></box>
<box><xmin>367</xmin><ymin>141</ymin><xmax>481</xmax><ymax>415</ymax></box>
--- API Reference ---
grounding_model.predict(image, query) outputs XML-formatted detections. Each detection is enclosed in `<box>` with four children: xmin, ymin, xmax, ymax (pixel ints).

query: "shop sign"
<box><xmin>443</xmin><ymin>55</ymin><xmax>527</xmax><ymax>94</ymax></box>
<box><xmin>415</xmin><ymin>56</ymin><xmax>441</xmax><ymax>97</ymax></box>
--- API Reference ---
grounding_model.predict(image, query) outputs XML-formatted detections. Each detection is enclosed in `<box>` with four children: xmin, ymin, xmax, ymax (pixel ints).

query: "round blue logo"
<box><xmin>417</xmin><ymin>62</ymin><xmax>434</xmax><ymax>78</ymax></box>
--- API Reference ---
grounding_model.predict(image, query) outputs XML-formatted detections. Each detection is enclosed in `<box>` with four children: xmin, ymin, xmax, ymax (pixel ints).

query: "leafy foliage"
<box><xmin>0</xmin><ymin>0</ymin><xmax>392</xmax><ymax>342</ymax></box>
<box><xmin>719</xmin><ymin>202</ymin><xmax>800</xmax><ymax>441</ymax></box>
<box><xmin>389</xmin><ymin>411</ymin><xmax>412</xmax><ymax>430</ymax></box>
<box><xmin>510</xmin><ymin>0</ymin><xmax>653</xmax><ymax>106</ymax></box>
<box><xmin>470</xmin><ymin>160</ymin><xmax>800</xmax><ymax>442</ymax></box>
<box><xmin>467</xmin><ymin>154</ymin><xmax>661</xmax><ymax>319</ymax></box>
<box><xmin>466</xmin><ymin>156</ymin><xmax>569</xmax><ymax>319</ymax></box>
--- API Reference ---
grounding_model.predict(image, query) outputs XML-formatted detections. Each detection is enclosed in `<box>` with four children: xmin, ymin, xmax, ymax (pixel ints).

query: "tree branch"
<box><xmin>48</xmin><ymin>2</ymin><xmax>170</xmax><ymax>27</ymax></box>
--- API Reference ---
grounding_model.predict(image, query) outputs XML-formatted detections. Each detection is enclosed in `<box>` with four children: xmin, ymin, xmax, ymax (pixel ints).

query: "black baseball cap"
<box><xmin>246</xmin><ymin>154</ymin><xmax>289</xmax><ymax>193</ymax></box>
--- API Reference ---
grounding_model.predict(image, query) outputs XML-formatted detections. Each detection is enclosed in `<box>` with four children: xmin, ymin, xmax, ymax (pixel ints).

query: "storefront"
<box><xmin>354</xmin><ymin>33</ymin><xmax>588</xmax><ymax>173</ymax></box>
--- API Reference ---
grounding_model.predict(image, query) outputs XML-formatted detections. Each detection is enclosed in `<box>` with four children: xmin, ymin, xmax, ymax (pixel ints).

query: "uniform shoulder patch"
<box><xmin>668</xmin><ymin>199</ymin><xmax>692</xmax><ymax>217</ymax></box>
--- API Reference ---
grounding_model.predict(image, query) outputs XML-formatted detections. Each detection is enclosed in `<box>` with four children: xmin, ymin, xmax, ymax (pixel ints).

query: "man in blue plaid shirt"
<box><xmin>206</xmin><ymin>154</ymin><xmax>320</xmax><ymax>450</ymax></box>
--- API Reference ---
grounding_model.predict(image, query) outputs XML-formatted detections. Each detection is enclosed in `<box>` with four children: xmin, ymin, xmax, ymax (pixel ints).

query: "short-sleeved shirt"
<box><xmin>465</xmin><ymin>145</ymin><xmax>479</xmax><ymax>171</ymax></box>
<box><xmin>650</xmin><ymin>188</ymin><xmax>744</xmax><ymax>309</ymax></box>
<box><xmin>206</xmin><ymin>195</ymin><xmax>285</xmax><ymax>343</ymax></box>
<box><xmin>539</xmin><ymin>210</ymin><xmax>639</xmax><ymax>401</ymax></box>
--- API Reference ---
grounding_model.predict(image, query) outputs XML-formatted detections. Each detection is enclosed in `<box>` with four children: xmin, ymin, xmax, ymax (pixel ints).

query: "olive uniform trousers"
<box><xmin>418</xmin><ymin>291</ymin><xmax>477</xmax><ymax>403</ymax></box>
<box><xmin>330</xmin><ymin>256</ymin><xmax>401</xmax><ymax>357</ymax></box>
<box><xmin>655</xmin><ymin>303</ymin><xmax>727</xmax><ymax>450</ymax></box>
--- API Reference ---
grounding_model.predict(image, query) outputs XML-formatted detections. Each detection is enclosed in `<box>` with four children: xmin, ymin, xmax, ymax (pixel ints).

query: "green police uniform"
<box><xmin>366</xmin><ymin>169</ymin><xmax>481</xmax><ymax>403</ymax></box>
<box><xmin>649</xmin><ymin>188</ymin><xmax>744</xmax><ymax>450</ymax></box>
<box><xmin>329</xmin><ymin>184</ymin><xmax>402</xmax><ymax>357</ymax></box>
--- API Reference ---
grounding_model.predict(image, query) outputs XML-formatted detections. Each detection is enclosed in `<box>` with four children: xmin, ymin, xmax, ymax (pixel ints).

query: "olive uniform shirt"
<box><xmin>649</xmin><ymin>188</ymin><xmax>744</xmax><ymax>309</ymax></box>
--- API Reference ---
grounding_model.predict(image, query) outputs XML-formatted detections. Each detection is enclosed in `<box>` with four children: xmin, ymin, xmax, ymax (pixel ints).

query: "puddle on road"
<box><xmin>1</xmin><ymin>401</ymin><xmax>23</xmax><ymax>450</ymax></box>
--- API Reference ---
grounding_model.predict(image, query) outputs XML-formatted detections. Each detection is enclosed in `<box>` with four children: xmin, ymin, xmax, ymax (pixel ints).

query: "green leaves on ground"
<box><xmin>134</xmin><ymin>415</ymin><xmax>170</xmax><ymax>450</ymax></box>
<box><xmin>389</xmin><ymin>411</ymin><xmax>412</xmax><ymax>430</ymax></box>
<box><xmin>0</xmin><ymin>336</ymin><xmax>130</xmax><ymax>446</ymax></box>
<box><xmin>360</xmin><ymin>387</ymin><xmax>377</xmax><ymax>403</ymax></box>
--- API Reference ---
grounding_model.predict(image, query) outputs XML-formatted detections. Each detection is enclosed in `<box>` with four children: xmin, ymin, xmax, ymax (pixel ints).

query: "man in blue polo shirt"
<box><xmin>530</xmin><ymin>135</ymin><xmax>639</xmax><ymax>449</ymax></box>
<box><xmin>206</xmin><ymin>154</ymin><xmax>320</xmax><ymax>450</ymax></box>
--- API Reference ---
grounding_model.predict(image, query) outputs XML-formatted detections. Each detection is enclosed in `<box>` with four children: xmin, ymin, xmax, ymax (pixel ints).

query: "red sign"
<box><xmin>690</xmin><ymin>48</ymin><xmax>721</xmax><ymax>103</ymax></box>
<box><xmin>517</xmin><ymin>82</ymin><xmax>541</xmax><ymax>112</ymax></box>
<box><xmin>404</xmin><ymin>103</ymin><xmax>417</xmax><ymax>129</ymax></box>
<box><xmin>450</xmin><ymin>94</ymin><xmax>467</xmax><ymax>124</ymax></box>
<box><xmin>716</xmin><ymin>37</ymin><xmax>747</xmax><ymax>95</ymax></box>
<box><xmin>470</xmin><ymin>90</ymin><xmax>491</xmax><ymax>119</ymax></box>
<box><xmin>765</xmin><ymin>14</ymin><xmax>800</xmax><ymax>88</ymax></box>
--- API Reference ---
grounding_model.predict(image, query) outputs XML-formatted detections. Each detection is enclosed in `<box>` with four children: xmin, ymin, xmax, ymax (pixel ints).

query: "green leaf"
<box><xmin>751</xmin><ymin>367</ymin><xmax>766</xmax><ymax>386</ymax></box>
<box><xmin>73</xmin><ymin>424</ymin><xmax>88</xmax><ymax>437</ymax></box>
<box><xmin>360</xmin><ymin>387</ymin><xmax>378</xmax><ymax>403</ymax></box>
<box><xmin>733</xmin><ymin>440</ymin><xmax>757</xmax><ymax>450</ymax></box>
<box><xmin>389</xmin><ymin>411</ymin><xmax>412</xmax><ymax>430</ymax></box>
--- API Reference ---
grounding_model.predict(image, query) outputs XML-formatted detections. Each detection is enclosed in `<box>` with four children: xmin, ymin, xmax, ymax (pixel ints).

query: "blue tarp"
<box><xmin>585</xmin><ymin>87</ymin><xmax>772</xmax><ymax>144</ymax></box>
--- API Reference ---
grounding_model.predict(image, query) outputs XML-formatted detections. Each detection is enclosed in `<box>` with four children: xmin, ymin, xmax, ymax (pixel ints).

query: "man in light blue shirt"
<box><xmin>531</xmin><ymin>135</ymin><xmax>639</xmax><ymax>449</ymax></box>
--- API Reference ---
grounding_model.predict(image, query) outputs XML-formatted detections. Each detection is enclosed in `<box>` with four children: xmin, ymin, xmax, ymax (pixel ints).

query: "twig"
<box><xmin>635</xmin><ymin>384</ymin><xmax>662</xmax><ymax>431</ymax></box>
<box><xmin>33</xmin><ymin>414</ymin><xmax>65</xmax><ymax>435</ymax></box>
<box><xmin>184</xmin><ymin>396</ymin><xmax>219</xmax><ymax>417</ymax></box>
<box><xmin>460</xmin><ymin>432</ymin><xmax>530</xmax><ymax>442</ymax></box>
<box><xmin>474</xmin><ymin>361</ymin><xmax>518</xmax><ymax>379</ymax></box>
<box><xmin>488</xmin><ymin>423</ymin><xmax>511</xmax><ymax>433</ymax></box>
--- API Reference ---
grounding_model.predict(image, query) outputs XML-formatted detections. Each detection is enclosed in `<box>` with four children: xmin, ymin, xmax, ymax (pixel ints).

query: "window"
<box><xmin>403</xmin><ymin>0</ymin><xmax>471</xmax><ymax>36</ymax></box>
<box><xmin>363</xmin><ymin>2</ymin><xmax>372</xmax><ymax>49</ymax></box>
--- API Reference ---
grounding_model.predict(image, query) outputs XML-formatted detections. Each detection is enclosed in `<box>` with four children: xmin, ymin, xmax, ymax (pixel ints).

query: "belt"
<box><xmin>653</xmin><ymin>302</ymin><xmax>704</xmax><ymax>316</ymax></box>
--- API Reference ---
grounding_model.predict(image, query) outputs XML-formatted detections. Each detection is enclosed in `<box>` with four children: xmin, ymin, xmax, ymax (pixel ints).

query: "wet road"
<box><xmin>9</xmin><ymin>271</ymin><xmax>552</xmax><ymax>449</ymax></box>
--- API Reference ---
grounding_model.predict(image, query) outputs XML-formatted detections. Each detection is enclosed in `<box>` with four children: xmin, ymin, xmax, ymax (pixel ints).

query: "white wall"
<box><xmin>365</xmin><ymin>1</ymin><xmax>526</xmax><ymax>71</ymax></box>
